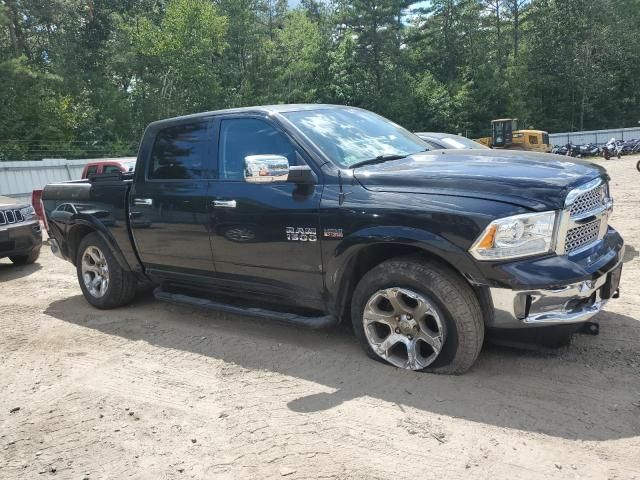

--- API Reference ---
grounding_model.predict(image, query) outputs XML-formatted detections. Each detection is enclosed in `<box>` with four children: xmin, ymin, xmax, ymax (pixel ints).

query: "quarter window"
<box><xmin>218</xmin><ymin>118</ymin><xmax>296</xmax><ymax>181</ymax></box>
<box><xmin>149</xmin><ymin>121</ymin><xmax>209</xmax><ymax>180</ymax></box>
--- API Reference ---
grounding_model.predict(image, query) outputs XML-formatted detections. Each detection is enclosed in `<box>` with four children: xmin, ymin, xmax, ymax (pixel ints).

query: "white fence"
<box><xmin>549</xmin><ymin>127</ymin><xmax>640</xmax><ymax>146</ymax></box>
<box><xmin>0</xmin><ymin>158</ymin><xmax>135</xmax><ymax>205</ymax></box>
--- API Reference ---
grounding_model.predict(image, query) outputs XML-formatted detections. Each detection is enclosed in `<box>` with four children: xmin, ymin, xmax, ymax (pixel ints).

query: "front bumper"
<box><xmin>488</xmin><ymin>256</ymin><xmax>623</xmax><ymax>328</ymax></box>
<box><xmin>0</xmin><ymin>220</ymin><xmax>42</xmax><ymax>258</ymax></box>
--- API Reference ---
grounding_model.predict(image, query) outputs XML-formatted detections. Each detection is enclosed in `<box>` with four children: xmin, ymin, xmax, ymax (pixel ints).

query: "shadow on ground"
<box><xmin>44</xmin><ymin>294</ymin><xmax>640</xmax><ymax>442</ymax></box>
<box><xmin>0</xmin><ymin>260</ymin><xmax>42</xmax><ymax>282</ymax></box>
<box><xmin>623</xmin><ymin>243</ymin><xmax>639</xmax><ymax>263</ymax></box>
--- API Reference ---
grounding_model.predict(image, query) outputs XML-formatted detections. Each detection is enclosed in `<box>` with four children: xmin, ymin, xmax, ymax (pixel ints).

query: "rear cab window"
<box><xmin>103</xmin><ymin>165</ymin><xmax>123</xmax><ymax>174</ymax></box>
<box><xmin>149</xmin><ymin>121</ymin><xmax>210</xmax><ymax>180</ymax></box>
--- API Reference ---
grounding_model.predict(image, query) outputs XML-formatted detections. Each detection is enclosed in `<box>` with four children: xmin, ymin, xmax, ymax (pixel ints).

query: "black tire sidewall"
<box><xmin>351</xmin><ymin>258</ymin><xmax>481</xmax><ymax>373</ymax></box>
<box><xmin>76</xmin><ymin>233</ymin><xmax>133</xmax><ymax>309</ymax></box>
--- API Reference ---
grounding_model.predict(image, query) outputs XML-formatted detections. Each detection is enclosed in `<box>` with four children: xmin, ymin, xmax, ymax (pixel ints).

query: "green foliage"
<box><xmin>0</xmin><ymin>0</ymin><xmax>639</xmax><ymax>159</ymax></box>
<box><xmin>133</xmin><ymin>0</ymin><xmax>228</xmax><ymax>118</ymax></box>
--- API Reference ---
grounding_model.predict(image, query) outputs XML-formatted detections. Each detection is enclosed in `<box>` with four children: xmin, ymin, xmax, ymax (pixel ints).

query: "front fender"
<box><xmin>323</xmin><ymin>225</ymin><xmax>486</xmax><ymax>317</ymax></box>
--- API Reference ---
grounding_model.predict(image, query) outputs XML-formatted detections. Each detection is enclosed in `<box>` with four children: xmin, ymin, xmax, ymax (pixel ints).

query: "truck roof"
<box><xmin>148</xmin><ymin>104</ymin><xmax>348</xmax><ymax>128</ymax></box>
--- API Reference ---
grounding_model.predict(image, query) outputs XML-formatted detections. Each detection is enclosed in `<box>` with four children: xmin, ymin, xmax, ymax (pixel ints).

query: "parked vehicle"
<box><xmin>552</xmin><ymin>143</ymin><xmax>601</xmax><ymax>158</ymax></box>
<box><xmin>42</xmin><ymin>105</ymin><xmax>624</xmax><ymax>374</ymax></box>
<box><xmin>0</xmin><ymin>195</ymin><xmax>42</xmax><ymax>265</ymax></box>
<box><xmin>577</xmin><ymin>143</ymin><xmax>601</xmax><ymax>157</ymax></box>
<box><xmin>81</xmin><ymin>158</ymin><xmax>136</xmax><ymax>179</ymax></box>
<box><xmin>414</xmin><ymin>132</ymin><xmax>488</xmax><ymax>150</ymax></box>
<box><xmin>621</xmin><ymin>138</ymin><xmax>640</xmax><ymax>155</ymax></box>
<box><xmin>475</xmin><ymin>118</ymin><xmax>552</xmax><ymax>153</ymax></box>
<box><xmin>602</xmin><ymin>138</ymin><xmax>623</xmax><ymax>160</ymax></box>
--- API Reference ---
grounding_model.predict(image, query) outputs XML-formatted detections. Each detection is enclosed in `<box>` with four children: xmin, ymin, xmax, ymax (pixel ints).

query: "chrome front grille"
<box><xmin>569</xmin><ymin>184</ymin><xmax>607</xmax><ymax>217</ymax></box>
<box><xmin>0</xmin><ymin>208</ymin><xmax>25</xmax><ymax>226</ymax></box>
<box><xmin>558</xmin><ymin>178</ymin><xmax>612</xmax><ymax>256</ymax></box>
<box><xmin>565</xmin><ymin>219</ymin><xmax>601</xmax><ymax>254</ymax></box>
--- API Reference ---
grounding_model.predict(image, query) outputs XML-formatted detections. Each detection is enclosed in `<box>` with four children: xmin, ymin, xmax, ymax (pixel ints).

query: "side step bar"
<box><xmin>154</xmin><ymin>288</ymin><xmax>338</xmax><ymax>330</ymax></box>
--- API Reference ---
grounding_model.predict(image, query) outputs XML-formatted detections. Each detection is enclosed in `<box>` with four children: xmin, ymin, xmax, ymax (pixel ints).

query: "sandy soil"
<box><xmin>1</xmin><ymin>155</ymin><xmax>639</xmax><ymax>480</ymax></box>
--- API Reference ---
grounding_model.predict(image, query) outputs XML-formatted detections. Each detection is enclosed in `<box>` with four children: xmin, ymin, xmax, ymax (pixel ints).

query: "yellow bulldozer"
<box><xmin>476</xmin><ymin>118</ymin><xmax>551</xmax><ymax>153</ymax></box>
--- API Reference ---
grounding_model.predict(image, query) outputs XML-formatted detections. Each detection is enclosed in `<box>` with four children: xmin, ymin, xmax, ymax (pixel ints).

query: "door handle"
<box><xmin>212</xmin><ymin>200</ymin><xmax>237</xmax><ymax>208</ymax></box>
<box><xmin>134</xmin><ymin>198</ymin><xmax>153</xmax><ymax>206</ymax></box>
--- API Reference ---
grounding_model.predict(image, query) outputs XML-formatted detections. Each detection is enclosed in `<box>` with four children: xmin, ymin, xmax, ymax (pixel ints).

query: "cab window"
<box><xmin>218</xmin><ymin>118</ymin><xmax>296</xmax><ymax>181</ymax></box>
<box><xmin>149</xmin><ymin>121</ymin><xmax>209</xmax><ymax>180</ymax></box>
<box><xmin>103</xmin><ymin>165</ymin><xmax>123</xmax><ymax>174</ymax></box>
<box><xmin>529</xmin><ymin>135</ymin><xmax>539</xmax><ymax>144</ymax></box>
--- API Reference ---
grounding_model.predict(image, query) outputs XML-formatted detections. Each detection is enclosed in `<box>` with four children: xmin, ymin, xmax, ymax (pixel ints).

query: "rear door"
<box><xmin>129</xmin><ymin>119</ymin><xmax>216</xmax><ymax>281</ymax></box>
<box><xmin>206</xmin><ymin>115</ymin><xmax>325</xmax><ymax>309</ymax></box>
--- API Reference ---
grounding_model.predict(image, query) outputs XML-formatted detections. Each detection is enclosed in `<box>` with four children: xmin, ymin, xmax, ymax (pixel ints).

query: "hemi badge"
<box><xmin>323</xmin><ymin>228</ymin><xmax>343</xmax><ymax>238</ymax></box>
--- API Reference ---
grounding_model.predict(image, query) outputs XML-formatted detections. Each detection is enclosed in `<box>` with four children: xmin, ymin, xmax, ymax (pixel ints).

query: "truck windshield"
<box><xmin>282</xmin><ymin>108</ymin><xmax>428</xmax><ymax>168</ymax></box>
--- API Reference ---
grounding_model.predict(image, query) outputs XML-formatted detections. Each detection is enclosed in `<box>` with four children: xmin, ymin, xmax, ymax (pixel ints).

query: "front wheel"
<box><xmin>637</xmin><ymin>159</ymin><xmax>640</xmax><ymax>172</ymax></box>
<box><xmin>351</xmin><ymin>257</ymin><xmax>484</xmax><ymax>374</ymax></box>
<box><xmin>76</xmin><ymin>233</ymin><xmax>137</xmax><ymax>309</ymax></box>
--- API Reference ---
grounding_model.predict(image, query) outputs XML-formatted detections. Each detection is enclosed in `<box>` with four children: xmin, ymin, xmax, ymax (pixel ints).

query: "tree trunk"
<box><xmin>513</xmin><ymin>5</ymin><xmax>519</xmax><ymax>60</ymax></box>
<box><xmin>5</xmin><ymin>0</ymin><xmax>25</xmax><ymax>58</ymax></box>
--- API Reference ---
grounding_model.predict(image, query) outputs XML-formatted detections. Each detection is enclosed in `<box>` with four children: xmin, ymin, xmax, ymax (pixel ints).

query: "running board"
<box><xmin>153</xmin><ymin>288</ymin><xmax>338</xmax><ymax>329</ymax></box>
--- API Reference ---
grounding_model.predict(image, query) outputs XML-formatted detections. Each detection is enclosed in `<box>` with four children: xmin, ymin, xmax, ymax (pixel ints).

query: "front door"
<box><xmin>207</xmin><ymin>116</ymin><xmax>324</xmax><ymax>309</ymax></box>
<box><xmin>130</xmin><ymin>119</ymin><xmax>215</xmax><ymax>280</ymax></box>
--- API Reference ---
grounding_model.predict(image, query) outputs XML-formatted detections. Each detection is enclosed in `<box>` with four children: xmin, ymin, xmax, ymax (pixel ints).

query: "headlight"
<box><xmin>469</xmin><ymin>211</ymin><xmax>556</xmax><ymax>260</ymax></box>
<box><xmin>20</xmin><ymin>206</ymin><xmax>37</xmax><ymax>220</ymax></box>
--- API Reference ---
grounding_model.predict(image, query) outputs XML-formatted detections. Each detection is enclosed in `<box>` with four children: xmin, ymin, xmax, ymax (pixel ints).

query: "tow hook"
<box><xmin>580</xmin><ymin>321</ymin><xmax>599</xmax><ymax>336</ymax></box>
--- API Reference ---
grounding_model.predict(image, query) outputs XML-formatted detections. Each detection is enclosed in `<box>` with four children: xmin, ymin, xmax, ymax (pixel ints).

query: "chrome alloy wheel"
<box><xmin>81</xmin><ymin>246</ymin><xmax>109</xmax><ymax>298</ymax></box>
<box><xmin>363</xmin><ymin>287</ymin><xmax>446</xmax><ymax>370</ymax></box>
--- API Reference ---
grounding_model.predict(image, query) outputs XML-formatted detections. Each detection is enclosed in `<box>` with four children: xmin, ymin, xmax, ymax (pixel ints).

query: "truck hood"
<box><xmin>353</xmin><ymin>149</ymin><xmax>607</xmax><ymax>210</ymax></box>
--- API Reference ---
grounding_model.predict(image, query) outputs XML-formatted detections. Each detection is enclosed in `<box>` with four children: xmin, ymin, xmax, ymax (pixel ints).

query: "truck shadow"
<box><xmin>0</xmin><ymin>260</ymin><xmax>42</xmax><ymax>282</ymax></box>
<box><xmin>44</xmin><ymin>294</ymin><xmax>640</xmax><ymax>442</ymax></box>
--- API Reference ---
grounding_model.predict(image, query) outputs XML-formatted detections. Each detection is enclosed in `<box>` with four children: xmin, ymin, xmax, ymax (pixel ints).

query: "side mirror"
<box><xmin>244</xmin><ymin>155</ymin><xmax>290</xmax><ymax>183</ymax></box>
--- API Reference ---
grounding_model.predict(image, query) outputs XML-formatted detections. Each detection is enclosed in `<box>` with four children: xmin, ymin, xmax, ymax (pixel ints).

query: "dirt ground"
<box><xmin>1</xmin><ymin>155</ymin><xmax>639</xmax><ymax>480</ymax></box>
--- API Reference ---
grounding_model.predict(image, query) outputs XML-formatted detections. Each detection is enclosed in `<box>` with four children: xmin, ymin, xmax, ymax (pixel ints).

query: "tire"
<box><xmin>351</xmin><ymin>256</ymin><xmax>484</xmax><ymax>374</ymax></box>
<box><xmin>10</xmin><ymin>247</ymin><xmax>41</xmax><ymax>265</ymax></box>
<box><xmin>637</xmin><ymin>160</ymin><xmax>640</xmax><ymax>173</ymax></box>
<box><xmin>76</xmin><ymin>232</ymin><xmax>137</xmax><ymax>309</ymax></box>
<box><xmin>603</xmin><ymin>151</ymin><xmax>610</xmax><ymax>160</ymax></box>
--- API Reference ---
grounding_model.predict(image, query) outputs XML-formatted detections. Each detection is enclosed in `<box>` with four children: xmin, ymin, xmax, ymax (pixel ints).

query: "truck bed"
<box><xmin>42</xmin><ymin>174</ymin><xmax>141</xmax><ymax>271</ymax></box>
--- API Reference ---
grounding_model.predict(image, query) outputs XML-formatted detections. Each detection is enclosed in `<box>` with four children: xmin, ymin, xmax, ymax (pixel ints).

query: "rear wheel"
<box><xmin>76</xmin><ymin>233</ymin><xmax>137</xmax><ymax>309</ymax></box>
<box><xmin>637</xmin><ymin>160</ymin><xmax>640</xmax><ymax>172</ymax></box>
<box><xmin>351</xmin><ymin>256</ymin><xmax>484</xmax><ymax>374</ymax></box>
<box><xmin>10</xmin><ymin>247</ymin><xmax>40</xmax><ymax>265</ymax></box>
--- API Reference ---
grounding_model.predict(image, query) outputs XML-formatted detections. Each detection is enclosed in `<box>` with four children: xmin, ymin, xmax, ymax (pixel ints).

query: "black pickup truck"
<box><xmin>43</xmin><ymin>105</ymin><xmax>624</xmax><ymax>374</ymax></box>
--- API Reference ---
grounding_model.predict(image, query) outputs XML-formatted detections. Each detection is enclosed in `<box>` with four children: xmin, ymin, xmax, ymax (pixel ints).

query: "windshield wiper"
<box><xmin>350</xmin><ymin>153</ymin><xmax>410</xmax><ymax>169</ymax></box>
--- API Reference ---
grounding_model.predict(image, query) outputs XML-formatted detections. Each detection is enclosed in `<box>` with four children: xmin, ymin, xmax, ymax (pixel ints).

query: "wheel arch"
<box><xmin>67</xmin><ymin>218</ymin><xmax>132</xmax><ymax>272</ymax></box>
<box><xmin>325</xmin><ymin>227</ymin><xmax>488</xmax><ymax>324</ymax></box>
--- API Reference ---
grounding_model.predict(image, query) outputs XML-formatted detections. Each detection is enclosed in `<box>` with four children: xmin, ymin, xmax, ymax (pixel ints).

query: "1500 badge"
<box><xmin>286</xmin><ymin>227</ymin><xmax>317</xmax><ymax>242</ymax></box>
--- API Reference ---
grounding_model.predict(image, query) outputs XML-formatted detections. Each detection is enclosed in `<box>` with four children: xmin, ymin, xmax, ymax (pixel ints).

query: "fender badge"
<box><xmin>286</xmin><ymin>227</ymin><xmax>317</xmax><ymax>242</ymax></box>
<box><xmin>323</xmin><ymin>228</ymin><xmax>343</xmax><ymax>238</ymax></box>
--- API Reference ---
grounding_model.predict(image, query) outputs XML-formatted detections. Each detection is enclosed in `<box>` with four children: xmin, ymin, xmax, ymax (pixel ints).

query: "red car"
<box><xmin>81</xmin><ymin>158</ymin><xmax>136</xmax><ymax>179</ymax></box>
